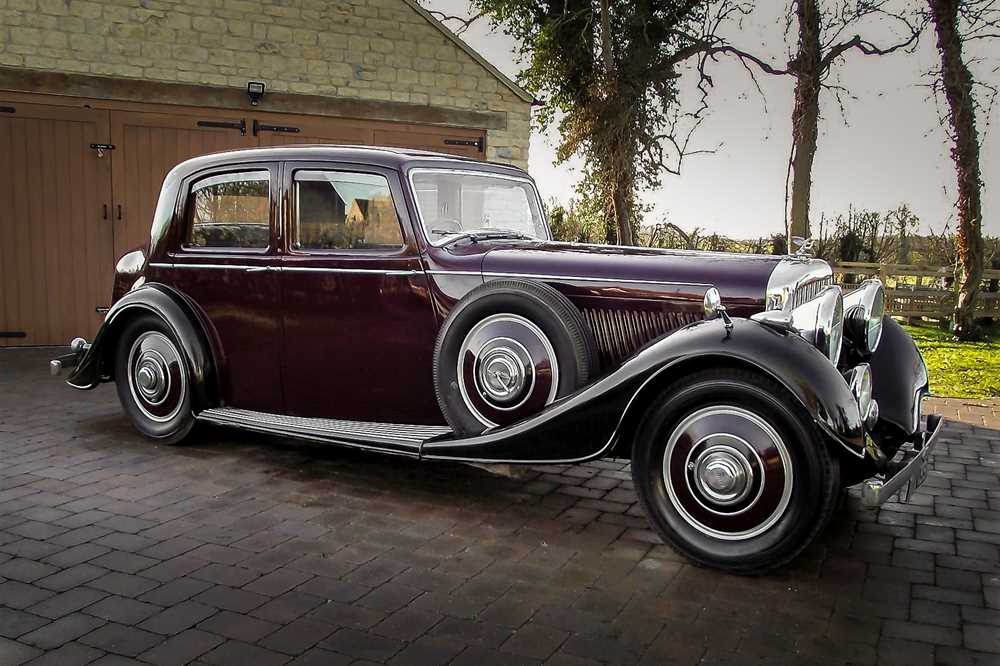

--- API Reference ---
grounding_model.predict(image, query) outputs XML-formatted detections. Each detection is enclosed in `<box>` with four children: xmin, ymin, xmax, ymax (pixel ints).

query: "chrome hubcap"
<box><xmin>692</xmin><ymin>445</ymin><xmax>753</xmax><ymax>505</ymax></box>
<box><xmin>457</xmin><ymin>314</ymin><xmax>559</xmax><ymax>428</ymax></box>
<box><xmin>127</xmin><ymin>331</ymin><xmax>186</xmax><ymax>423</ymax></box>
<box><xmin>478</xmin><ymin>348</ymin><xmax>525</xmax><ymax>402</ymax></box>
<box><xmin>664</xmin><ymin>406</ymin><xmax>793</xmax><ymax>541</ymax></box>
<box><xmin>135</xmin><ymin>356</ymin><xmax>168</xmax><ymax>403</ymax></box>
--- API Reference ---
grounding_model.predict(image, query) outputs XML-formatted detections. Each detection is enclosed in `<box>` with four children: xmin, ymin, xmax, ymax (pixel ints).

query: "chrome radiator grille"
<box><xmin>789</xmin><ymin>275</ymin><xmax>834</xmax><ymax>310</ymax></box>
<box><xmin>583</xmin><ymin>308</ymin><xmax>699</xmax><ymax>367</ymax></box>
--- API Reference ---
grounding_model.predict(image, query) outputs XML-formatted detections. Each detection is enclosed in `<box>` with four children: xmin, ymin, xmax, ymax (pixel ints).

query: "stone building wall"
<box><xmin>0</xmin><ymin>0</ymin><xmax>530</xmax><ymax>166</ymax></box>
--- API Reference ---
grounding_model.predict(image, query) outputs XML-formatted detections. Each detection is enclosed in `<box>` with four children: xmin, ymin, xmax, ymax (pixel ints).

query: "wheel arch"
<box><xmin>67</xmin><ymin>283</ymin><xmax>220</xmax><ymax>410</ymax></box>
<box><xmin>610</xmin><ymin>347</ymin><xmax>864</xmax><ymax>462</ymax></box>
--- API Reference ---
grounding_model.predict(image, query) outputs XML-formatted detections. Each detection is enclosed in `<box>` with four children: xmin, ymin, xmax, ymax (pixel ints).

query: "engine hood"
<box><xmin>481</xmin><ymin>241</ymin><xmax>784</xmax><ymax>309</ymax></box>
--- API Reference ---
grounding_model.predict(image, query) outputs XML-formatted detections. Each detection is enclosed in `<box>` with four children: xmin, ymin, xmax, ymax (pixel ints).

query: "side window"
<box><xmin>293</xmin><ymin>170</ymin><xmax>403</xmax><ymax>251</ymax></box>
<box><xmin>185</xmin><ymin>170</ymin><xmax>270</xmax><ymax>250</ymax></box>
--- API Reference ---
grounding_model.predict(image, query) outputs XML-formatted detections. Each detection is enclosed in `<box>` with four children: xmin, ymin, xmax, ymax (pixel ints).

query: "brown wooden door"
<box><xmin>253</xmin><ymin>114</ymin><xmax>373</xmax><ymax>147</ymax></box>
<box><xmin>110</xmin><ymin>110</ymin><xmax>256</xmax><ymax>260</ymax></box>
<box><xmin>373</xmin><ymin>123</ymin><xmax>485</xmax><ymax>158</ymax></box>
<box><xmin>0</xmin><ymin>102</ymin><xmax>114</xmax><ymax>346</ymax></box>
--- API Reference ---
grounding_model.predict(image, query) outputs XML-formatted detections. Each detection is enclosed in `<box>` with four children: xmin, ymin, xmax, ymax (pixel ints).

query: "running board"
<box><xmin>197</xmin><ymin>408</ymin><xmax>453</xmax><ymax>456</ymax></box>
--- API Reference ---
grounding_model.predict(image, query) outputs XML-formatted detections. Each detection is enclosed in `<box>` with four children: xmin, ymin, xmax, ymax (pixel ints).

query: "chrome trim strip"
<box><xmin>150</xmin><ymin>262</ymin><xmax>259</xmax><ymax>271</ymax></box>
<box><xmin>281</xmin><ymin>267</ymin><xmax>420</xmax><ymax>276</ymax></box>
<box><xmin>425</xmin><ymin>269</ymin><xmax>711</xmax><ymax>288</ymax></box>
<box><xmin>150</xmin><ymin>262</ymin><xmax>420</xmax><ymax>276</ymax></box>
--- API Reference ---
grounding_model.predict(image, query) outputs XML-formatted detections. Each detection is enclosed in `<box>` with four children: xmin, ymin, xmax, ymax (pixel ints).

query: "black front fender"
<box><xmin>869</xmin><ymin>316</ymin><xmax>928</xmax><ymax>438</ymax></box>
<box><xmin>67</xmin><ymin>284</ymin><xmax>217</xmax><ymax>410</ymax></box>
<box><xmin>420</xmin><ymin>317</ymin><xmax>864</xmax><ymax>463</ymax></box>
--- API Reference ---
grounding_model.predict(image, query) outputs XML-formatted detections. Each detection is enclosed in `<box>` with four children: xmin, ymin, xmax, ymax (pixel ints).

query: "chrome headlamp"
<box><xmin>847</xmin><ymin>363</ymin><xmax>878</xmax><ymax>429</ymax></box>
<box><xmin>843</xmin><ymin>279</ymin><xmax>885</xmax><ymax>355</ymax></box>
<box><xmin>790</xmin><ymin>285</ymin><xmax>844</xmax><ymax>366</ymax></box>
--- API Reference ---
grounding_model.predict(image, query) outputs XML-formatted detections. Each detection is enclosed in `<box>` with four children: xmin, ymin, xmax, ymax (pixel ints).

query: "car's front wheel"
<box><xmin>631</xmin><ymin>367</ymin><xmax>839</xmax><ymax>574</ymax></box>
<box><xmin>114</xmin><ymin>314</ymin><xmax>194</xmax><ymax>444</ymax></box>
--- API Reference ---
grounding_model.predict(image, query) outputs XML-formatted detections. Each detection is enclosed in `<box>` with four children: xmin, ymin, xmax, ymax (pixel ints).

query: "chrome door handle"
<box><xmin>245</xmin><ymin>266</ymin><xmax>271</xmax><ymax>273</ymax></box>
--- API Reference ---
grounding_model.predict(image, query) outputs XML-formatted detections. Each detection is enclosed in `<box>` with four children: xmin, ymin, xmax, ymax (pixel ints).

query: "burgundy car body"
<box><xmin>63</xmin><ymin>145</ymin><xmax>926</xmax><ymax>465</ymax></box>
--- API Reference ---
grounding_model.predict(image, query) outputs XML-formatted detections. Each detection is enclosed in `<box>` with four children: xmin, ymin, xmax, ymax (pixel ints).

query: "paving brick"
<box><xmin>35</xmin><ymin>564</ymin><xmax>109</xmax><ymax>592</ymax></box>
<box><xmin>0</xmin><ymin>580</ymin><xmax>55</xmax><ymax>609</ymax></box>
<box><xmin>0</xmin><ymin>558</ymin><xmax>58</xmax><ymax>583</ymax></box>
<box><xmin>244</xmin><ymin>568</ymin><xmax>313</xmax><ymax>597</ymax></box>
<box><xmin>138</xmin><ymin>599</ymin><xmax>219</xmax><ymax>636</ymax></box>
<box><xmin>192</xmin><ymin>585</ymin><xmax>268</xmax><ymax>613</ymax></box>
<box><xmin>197</xmin><ymin>609</ymin><xmax>279</xmax><ymax>643</ymax></box>
<box><xmin>259</xmin><ymin>617</ymin><xmax>337</xmax><ymax>655</ymax></box>
<box><xmin>0</xmin><ymin>637</ymin><xmax>42</xmax><ymax>665</ymax></box>
<box><xmin>137</xmin><ymin>577</ymin><xmax>213</xmax><ymax>607</ymax></box>
<box><xmin>86</xmin><ymin>572</ymin><xmax>158</xmax><ymax>598</ymax></box>
<box><xmin>19</xmin><ymin>641</ymin><xmax>105</xmax><ymax>666</ymax></box>
<box><xmin>18</xmin><ymin>612</ymin><xmax>106</xmax><ymax>650</ymax></box>
<box><xmin>201</xmin><ymin>640</ymin><xmax>293</xmax><ymax>666</ymax></box>
<box><xmin>27</xmin><ymin>588</ymin><xmax>108</xmax><ymax>623</ymax></box>
<box><xmin>0</xmin><ymin>607</ymin><xmax>49</xmax><ymax>639</ymax></box>
<box><xmin>140</xmin><ymin>628</ymin><xmax>226</xmax><ymax>666</ymax></box>
<box><xmin>319</xmin><ymin>627</ymin><xmax>403</xmax><ymax>662</ymax></box>
<box><xmin>43</xmin><ymin>543</ymin><xmax>111</xmax><ymax>569</ymax></box>
<box><xmin>84</xmin><ymin>595</ymin><xmax>163</xmax><ymax>625</ymax></box>
<box><xmin>79</xmin><ymin>621</ymin><xmax>164</xmax><ymax>657</ymax></box>
<box><xmin>964</xmin><ymin>623</ymin><xmax>1000</xmax><ymax>654</ymax></box>
<box><xmin>500</xmin><ymin>622</ymin><xmax>569</xmax><ymax>660</ymax></box>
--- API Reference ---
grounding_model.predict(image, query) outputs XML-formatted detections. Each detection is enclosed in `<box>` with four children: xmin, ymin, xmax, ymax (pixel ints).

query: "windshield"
<box><xmin>409</xmin><ymin>169</ymin><xmax>549</xmax><ymax>245</ymax></box>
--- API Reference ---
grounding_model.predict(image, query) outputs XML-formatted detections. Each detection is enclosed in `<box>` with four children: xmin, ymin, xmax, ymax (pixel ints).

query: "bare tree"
<box><xmin>705</xmin><ymin>1</ymin><xmax>921</xmax><ymax>242</ymax></box>
<box><xmin>925</xmin><ymin>0</ymin><xmax>997</xmax><ymax>339</ymax></box>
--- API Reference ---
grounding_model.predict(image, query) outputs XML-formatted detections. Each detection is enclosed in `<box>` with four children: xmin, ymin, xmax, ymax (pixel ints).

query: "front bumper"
<box><xmin>862</xmin><ymin>413</ymin><xmax>944</xmax><ymax>506</ymax></box>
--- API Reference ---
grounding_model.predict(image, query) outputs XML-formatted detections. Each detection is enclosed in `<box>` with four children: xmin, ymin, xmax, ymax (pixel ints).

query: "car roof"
<box><xmin>170</xmin><ymin>144</ymin><xmax>530</xmax><ymax>180</ymax></box>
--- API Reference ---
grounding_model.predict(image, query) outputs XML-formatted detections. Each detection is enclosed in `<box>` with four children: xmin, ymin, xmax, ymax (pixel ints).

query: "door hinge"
<box><xmin>444</xmin><ymin>137</ymin><xmax>484</xmax><ymax>153</ymax></box>
<box><xmin>253</xmin><ymin>119</ymin><xmax>301</xmax><ymax>136</ymax></box>
<box><xmin>90</xmin><ymin>143</ymin><xmax>115</xmax><ymax>158</ymax></box>
<box><xmin>197</xmin><ymin>119</ymin><xmax>247</xmax><ymax>136</ymax></box>
<box><xmin>0</xmin><ymin>106</ymin><xmax>15</xmax><ymax>114</ymax></box>
<box><xmin>0</xmin><ymin>331</ymin><xmax>26</xmax><ymax>338</ymax></box>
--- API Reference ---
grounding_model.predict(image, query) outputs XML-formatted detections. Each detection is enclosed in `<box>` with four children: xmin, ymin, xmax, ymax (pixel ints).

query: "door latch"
<box><xmin>90</xmin><ymin>143</ymin><xmax>116</xmax><ymax>158</ymax></box>
<box><xmin>444</xmin><ymin>137</ymin><xmax>484</xmax><ymax>153</ymax></box>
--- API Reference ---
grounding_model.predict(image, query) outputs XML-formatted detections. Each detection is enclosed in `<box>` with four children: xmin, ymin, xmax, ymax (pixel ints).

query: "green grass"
<box><xmin>903</xmin><ymin>323</ymin><xmax>1000</xmax><ymax>399</ymax></box>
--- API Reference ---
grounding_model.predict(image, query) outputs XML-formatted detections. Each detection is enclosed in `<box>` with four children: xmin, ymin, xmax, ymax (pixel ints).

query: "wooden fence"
<box><xmin>831</xmin><ymin>262</ymin><xmax>1000</xmax><ymax>320</ymax></box>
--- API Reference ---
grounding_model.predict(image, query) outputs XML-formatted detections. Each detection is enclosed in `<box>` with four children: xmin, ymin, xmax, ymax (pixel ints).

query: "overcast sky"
<box><xmin>427</xmin><ymin>1</ymin><xmax>999</xmax><ymax>239</ymax></box>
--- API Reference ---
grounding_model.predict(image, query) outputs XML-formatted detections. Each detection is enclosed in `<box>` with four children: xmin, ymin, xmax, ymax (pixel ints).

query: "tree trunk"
<box><xmin>929</xmin><ymin>0</ymin><xmax>985</xmax><ymax>339</ymax></box>
<box><xmin>788</xmin><ymin>0</ymin><xmax>822</xmax><ymax>244</ymax></box>
<box><xmin>612</xmin><ymin>171</ymin><xmax>634</xmax><ymax>246</ymax></box>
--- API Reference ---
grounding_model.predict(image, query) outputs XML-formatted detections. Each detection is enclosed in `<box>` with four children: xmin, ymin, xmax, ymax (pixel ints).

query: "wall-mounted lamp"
<box><xmin>247</xmin><ymin>81</ymin><xmax>266</xmax><ymax>106</ymax></box>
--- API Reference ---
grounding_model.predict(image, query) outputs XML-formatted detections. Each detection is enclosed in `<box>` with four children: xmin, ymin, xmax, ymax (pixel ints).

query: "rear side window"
<box><xmin>293</xmin><ymin>170</ymin><xmax>403</xmax><ymax>251</ymax></box>
<box><xmin>186</xmin><ymin>171</ymin><xmax>270</xmax><ymax>249</ymax></box>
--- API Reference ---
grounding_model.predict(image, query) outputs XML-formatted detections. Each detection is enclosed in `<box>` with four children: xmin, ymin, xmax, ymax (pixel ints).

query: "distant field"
<box><xmin>903</xmin><ymin>323</ymin><xmax>1000</xmax><ymax>399</ymax></box>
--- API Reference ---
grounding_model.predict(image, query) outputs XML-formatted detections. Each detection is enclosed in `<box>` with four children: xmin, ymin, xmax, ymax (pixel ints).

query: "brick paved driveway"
<box><xmin>1</xmin><ymin>348</ymin><xmax>998</xmax><ymax>666</ymax></box>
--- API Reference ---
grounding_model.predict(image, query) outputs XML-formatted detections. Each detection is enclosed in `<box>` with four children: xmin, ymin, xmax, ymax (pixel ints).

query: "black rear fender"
<box><xmin>67</xmin><ymin>283</ymin><xmax>218</xmax><ymax>410</ymax></box>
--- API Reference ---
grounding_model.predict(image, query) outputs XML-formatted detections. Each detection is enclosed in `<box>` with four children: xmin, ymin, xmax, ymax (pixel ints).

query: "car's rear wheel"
<box><xmin>433</xmin><ymin>279</ymin><xmax>598</xmax><ymax>435</ymax></box>
<box><xmin>114</xmin><ymin>314</ymin><xmax>194</xmax><ymax>445</ymax></box>
<box><xmin>631</xmin><ymin>367</ymin><xmax>839</xmax><ymax>574</ymax></box>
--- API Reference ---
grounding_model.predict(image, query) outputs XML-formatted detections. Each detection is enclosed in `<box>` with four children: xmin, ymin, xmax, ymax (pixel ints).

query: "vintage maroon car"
<box><xmin>53</xmin><ymin>145</ymin><xmax>942</xmax><ymax>574</ymax></box>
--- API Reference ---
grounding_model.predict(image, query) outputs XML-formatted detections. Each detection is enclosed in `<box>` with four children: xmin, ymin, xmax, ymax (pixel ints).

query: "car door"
<box><xmin>166</xmin><ymin>163</ymin><xmax>284</xmax><ymax>412</ymax></box>
<box><xmin>279</xmin><ymin>162</ymin><xmax>442</xmax><ymax>424</ymax></box>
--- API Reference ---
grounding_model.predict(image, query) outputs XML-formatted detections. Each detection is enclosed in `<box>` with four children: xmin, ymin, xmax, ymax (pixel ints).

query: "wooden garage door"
<box><xmin>111</xmin><ymin>111</ymin><xmax>257</xmax><ymax>260</ymax></box>
<box><xmin>0</xmin><ymin>96</ymin><xmax>487</xmax><ymax>346</ymax></box>
<box><xmin>0</xmin><ymin>102</ymin><xmax>114</xmax><ymax>347</ymax></box>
